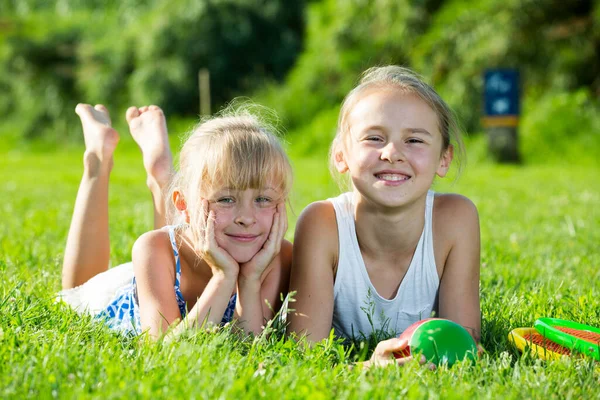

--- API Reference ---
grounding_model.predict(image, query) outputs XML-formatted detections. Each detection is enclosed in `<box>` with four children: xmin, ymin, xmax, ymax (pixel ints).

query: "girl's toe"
<box><xmin>126</xmin><ymin>106</ymin><xmax>140</xmax><ymax>123</ymax></box>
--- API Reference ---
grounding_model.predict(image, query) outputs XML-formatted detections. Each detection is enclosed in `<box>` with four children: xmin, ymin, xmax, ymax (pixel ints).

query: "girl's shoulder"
<box><xmin>133</xmin><ymin>227</ymin><xmax>173</xmax><ymax>252</ymax></box>
<box><xmin>296</xmin><ymin>200</ymin><xmax>338</xmax><ymax>235</ymax></box>
<box><xmin>432</xmin><ymin>193</ymin><xmax>480</xmax><ymax>247</ymax></box>
<box><xmin>132</xmin><ymin>227</ymin><xmax>178</xmax><ymax>277</ymax></box>
<box><xmin>433</xmin><ymin>193</ymin><xmax>479</xmax><ymax>222</ymax></box>
<box><xmin>294</xmin><ymin>200</ymin><xmax>339</xmax><ymax>266</ymax></box>
<box><xmin>433</xmin><ymin>192</ymin><xmax>477</xmax><ymax>211</ymax></box>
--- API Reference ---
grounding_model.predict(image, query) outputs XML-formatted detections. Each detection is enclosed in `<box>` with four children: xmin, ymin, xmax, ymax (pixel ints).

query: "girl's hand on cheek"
<box><xmin>199</xmin><ymin>199</ymin><xmax>239</xmax><ymax>280</ymax></box>
<box><xmin>239</xmin><ymin>202</ymin><xmax>287</xmax><ymax>282</ymax></box>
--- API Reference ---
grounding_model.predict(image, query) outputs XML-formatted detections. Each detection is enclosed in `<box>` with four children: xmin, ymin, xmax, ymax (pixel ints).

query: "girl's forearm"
<box><xmin>168</xmin><ymin>272</ymin><xmax>237</xmax><ymax>337</ymax></box>
<box><xmin>234</xmin><ymin>276</ymin><xmax>266</xmax><ymax>335</ymax></box>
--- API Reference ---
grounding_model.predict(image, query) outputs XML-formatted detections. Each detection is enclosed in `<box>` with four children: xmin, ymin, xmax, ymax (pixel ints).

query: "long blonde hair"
<box><xmin>167</xmin><ymin>105</ymin><xmax>292</xmax><ymax>251</ymax></box>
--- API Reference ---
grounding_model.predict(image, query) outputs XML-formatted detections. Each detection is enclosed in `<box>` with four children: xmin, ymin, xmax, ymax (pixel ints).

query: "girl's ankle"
<box><xmin>83</xmin><ymin>151</ymin><xmax>113</xmax><ymax>178</ymax></box>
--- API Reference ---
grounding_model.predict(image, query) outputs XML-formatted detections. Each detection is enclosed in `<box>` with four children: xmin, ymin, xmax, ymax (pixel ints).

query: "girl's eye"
<box><xmin>216</xmin><ymin>197</ymin><xmax>235</xmax><ymax>204</ymax></box>
<box><xmin>407</xmin><ymin>138</ymin><xmax>425</xmax><ymax>144</ymax></box>
<box><xmin>365</xmin><ymin>136</ymin><xmax>384</xmax><ymax>142</ymax></box>
<box><xmin>255</xmin><ymin>196</ymin><xmax>273</xmax><ymax>206</ymax></box>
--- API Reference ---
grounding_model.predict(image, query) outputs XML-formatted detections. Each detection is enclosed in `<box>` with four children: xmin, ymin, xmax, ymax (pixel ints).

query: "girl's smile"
<box><xmin>225</xmin><ymin>233</ymin><xmax>261</xmax><ymax>242</ymax></box>
<box><xmin>373</xmin><ymin>169</ymin><xmax>411</xmax><ymax>185</ymax></box>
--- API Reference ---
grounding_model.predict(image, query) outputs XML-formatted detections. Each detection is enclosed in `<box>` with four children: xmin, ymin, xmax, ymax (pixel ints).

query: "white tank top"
<box><xmin>329</xmin><ymin>191</ymin><xmax>440</xmax><ymax>340</ymax></box>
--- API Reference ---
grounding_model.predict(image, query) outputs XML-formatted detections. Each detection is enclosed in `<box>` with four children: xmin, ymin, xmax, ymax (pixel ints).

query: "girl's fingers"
<box><xmin>262</xmin><ymin>211</ymin><xmax>279</xmax><ymax>254</ymax></box>
<box><xmin>197</xmin><ymin>199</ymin><xmax>208</xmax><ymax>244</ymax></box>
<box><xmin>369</xmin><ymin>338</ymin><xmax>435</xmax><ymax>369</ymax></box>
<box><xmin>278</xmin><ymin>203</ymin><xmax>287</xmax><ymax>240</ymax></box>
<box><xmin>272</xmin><ymin>205</ymin><xmax>286</xmax><ymax>252</ymax></box>
<box><xmin>375</xmin><ymin>338</ymin><xmax>408</xmax><ymax>356</ymax></box>
<box><xmin>395</xmin><ymin>355</ymin><xmax>415</xmax><ymax>366</ymax></box>
<box><xmin>395</xmin><ymin>355</ymin><xmax>435</xmax><ymax>370</ymax></box>
<box><xmin>270</xmin><ymin>203</ymin><xmax>286</xmax><ymax>248</ymax></box>
<box><xmin>205</xmin><ymin>210</ymin><xmax>218</xmax><ymax>249</ymax></box>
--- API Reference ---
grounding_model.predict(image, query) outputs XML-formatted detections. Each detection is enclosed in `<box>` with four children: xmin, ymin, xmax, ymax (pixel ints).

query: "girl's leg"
<box><xmin>62</xmin><ymin>104</ymin><xmax>119</xmax><ymax>290</ymax></box>
<box><xmin>126</xmin><ymin>105</ymin><xmax>173</xmax><ymax>229</ymax></box>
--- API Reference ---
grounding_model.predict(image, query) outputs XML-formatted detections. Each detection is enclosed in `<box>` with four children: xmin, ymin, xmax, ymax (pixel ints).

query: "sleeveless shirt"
<box><xmin>59</xmin><ymin>225</ymin><xmax>236</xmax><ymax>335</ymax></box>
<box><xmin>95</xmin><ymin>225</ymin><xmax>237</xmax><ymax>335</ymax></box>
<box><xmin>329</xmin><ymin>191</ymin><xmax>439</xmax><ymax>341</ymax></box>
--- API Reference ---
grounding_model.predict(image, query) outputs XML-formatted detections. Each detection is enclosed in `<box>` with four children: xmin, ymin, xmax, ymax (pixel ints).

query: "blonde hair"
<box><xmin>330</xmin><ymin>66</ymin><xmax>465</xmax><ymax>187</ymax></box>
<box><xmin>167</xmin><ymin>105</ymin><xmax>292</xmax><ymax>251</ymax></box>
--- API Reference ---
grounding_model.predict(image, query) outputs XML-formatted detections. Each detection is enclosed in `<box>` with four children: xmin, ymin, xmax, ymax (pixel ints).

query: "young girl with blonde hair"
<box><xmin>59</xmin><ymin>103</ymin><xmax>292</xmax><ymax>339</ymax></box>
<box><xmin>288</xmin><ymin>66</ymin><xmax>480</xmax><ymax>367</ymax></box>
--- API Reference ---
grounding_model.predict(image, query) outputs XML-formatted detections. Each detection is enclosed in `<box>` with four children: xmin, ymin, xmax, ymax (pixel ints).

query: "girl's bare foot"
<box><xmin>75</xmin><ymin>104</ymin><xmax>119</xmax><ymax>176</ymax></box>
<box><xmin>126</xmin><ymin>105</ymin><xmax>173</xmax><ymax>190</ymax></box>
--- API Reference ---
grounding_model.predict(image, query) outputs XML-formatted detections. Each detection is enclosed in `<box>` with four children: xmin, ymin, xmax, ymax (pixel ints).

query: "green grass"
<box><xmin>1</xmin><ymin>138</ymin><xmax>599</xmax><ymax>399</ymax></box>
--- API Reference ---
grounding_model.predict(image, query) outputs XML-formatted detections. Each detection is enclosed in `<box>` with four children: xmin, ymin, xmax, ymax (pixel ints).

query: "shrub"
<box><xmin>520</xmin><ymin>89</ymin><xmax>600</xmax><ymax>165</ymax></box>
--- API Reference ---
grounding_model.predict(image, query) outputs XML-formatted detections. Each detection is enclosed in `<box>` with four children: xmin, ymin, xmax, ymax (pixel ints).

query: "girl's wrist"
<box><xmin>211</xmin><ymin>267</ymin><xmax>238</xmax><ymax>282</ymax></box>
<box><xmin>237</xmin><ymin>271</ymin><xmax>262</xmax><ymax>287</ymax></box>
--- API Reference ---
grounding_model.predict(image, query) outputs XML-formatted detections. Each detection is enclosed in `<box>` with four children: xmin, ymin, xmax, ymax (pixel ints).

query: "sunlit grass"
<box><xmin>1</xmin><ymin>139</ymin><xmax>599</xmax><ymax>398</ymax></box>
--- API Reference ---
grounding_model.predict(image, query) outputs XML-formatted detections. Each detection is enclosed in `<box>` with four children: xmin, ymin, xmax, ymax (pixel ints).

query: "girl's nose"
<box><xmin>234</xmin><ymin>206</ymin><xmax>256</xmax><ymax>227</ymax></box>
<box><xmin>381</xmin><ymin>142</ymin><xmax>404</xmax><ymax>163</ymax></box>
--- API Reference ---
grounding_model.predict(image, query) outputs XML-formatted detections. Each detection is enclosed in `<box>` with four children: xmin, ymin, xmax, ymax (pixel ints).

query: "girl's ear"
<box><xmin>334</xmin><ymin>149</ymin><xmax>349</xmax><ymax>174</ymax></box>
<box><xmin>436</xmin><ymin>145</ymin><xmax>454</xmax><ymax>177</ymax></box>
<box><xmin>172</xmin><ymin>190</ymin><xmax>190</xmax><ymax>223</ymax></box>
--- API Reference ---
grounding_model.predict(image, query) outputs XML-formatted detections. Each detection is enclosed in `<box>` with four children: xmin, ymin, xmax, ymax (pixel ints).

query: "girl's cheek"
<box><xmin>209</xmin><ymin>207</ymin><xmax>230</xmax><ymax>228</ymax></box>
<box><xmin>356</xmin><ymin>149</ymin><xmax>378</xmax><ymax>166</ymax></box>
<box><xmin>258</xmin><ymin>207</ymin><xmax>277</xmax><ymax>225</ymax></box>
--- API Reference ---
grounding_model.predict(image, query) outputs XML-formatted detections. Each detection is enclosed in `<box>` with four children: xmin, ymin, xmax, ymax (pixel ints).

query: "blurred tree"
<box><xmin>0</xmin><ymin>17</ymin><xmax>84</xmax><ymax>140</ymax></box>
<box><xmin>126</xmin><ymin>0</ymin><xmax>305</xmax><ymax>116</ymax></box>
<box><xmin>0</xmin><ymin>0</ymin><xmax>306</xmax><ymax>141</ymax></box>
<box><xmin>413</xmin><ymin>0</ymin><xmax>599</xmax><ymax>131</ymax></box>
<box><xmin>256</xmin><ymin>0</ymin><xmax>442</xmax><ymax>128</ymax></box>
<box><xmin>257</xmin><ymin>0</ymin><xmax>600</xmax><ymax>136</ymax></box>
<box><xmin>1</xmin><ymin>0</ymin><xmax>599</xmax><ymax>148</ymax></box>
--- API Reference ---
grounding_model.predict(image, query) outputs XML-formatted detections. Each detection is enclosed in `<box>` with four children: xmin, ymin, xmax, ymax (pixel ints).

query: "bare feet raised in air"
<box><xmin>75</xmin><ymin>103</ymin><xmax>120</xmax><ymax>175</ymax></box>
<box><xmin>126</xmin><ymin>105</ymin><xmax>173</xmax><ymax>191</ymax></box>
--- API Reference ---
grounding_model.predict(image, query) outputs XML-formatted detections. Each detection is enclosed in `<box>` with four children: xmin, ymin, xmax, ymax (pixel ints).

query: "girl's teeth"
<box><xmin>378</xmin><ymin>174</ymin><xmax>407</xmax><ymax>181</ymax></box>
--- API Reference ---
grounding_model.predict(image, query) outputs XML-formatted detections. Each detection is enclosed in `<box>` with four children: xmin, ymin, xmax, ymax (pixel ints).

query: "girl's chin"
<box><xmin>225</xmin><ymin>247</ymin><xmax>261</xmax><ymax>264</ymax></box>
<box><xmin>218</xmin><ymin>240</ymin><xmax>267</xmax><ymax>265</ymax></box>
<box><xmin>231</xmin><ymin>254</ymin><xmax>253</xmax><ymax>264</ymax></box>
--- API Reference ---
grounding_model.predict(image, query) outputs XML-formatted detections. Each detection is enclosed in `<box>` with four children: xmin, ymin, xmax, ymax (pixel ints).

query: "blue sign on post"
<box><xmin>483</xmin><ymin>69</ymin><xmax>520</xmax><ymax>127</ymax></box>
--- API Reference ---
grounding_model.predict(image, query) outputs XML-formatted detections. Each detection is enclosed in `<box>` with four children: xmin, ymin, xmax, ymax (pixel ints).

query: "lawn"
<box><xmin>1</xmin><ymin>136</ymin><xmax>599</xmax><ymax>399</ymax></box>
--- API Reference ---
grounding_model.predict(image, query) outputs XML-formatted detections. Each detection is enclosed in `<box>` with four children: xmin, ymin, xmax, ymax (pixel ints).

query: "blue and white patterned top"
<box><xmin>95</xmin><ymin>225</ymin><xmax>237</xmax><ymax>335</ymax></box>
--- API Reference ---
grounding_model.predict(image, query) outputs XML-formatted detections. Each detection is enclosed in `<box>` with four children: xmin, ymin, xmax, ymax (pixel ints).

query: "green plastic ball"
<box><xmin>398</xmin><ymin>318</ymin><xmax>478</xmax><ymax>367</ymax></box>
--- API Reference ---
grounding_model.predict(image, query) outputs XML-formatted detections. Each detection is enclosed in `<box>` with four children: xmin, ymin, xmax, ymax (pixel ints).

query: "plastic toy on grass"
<box><xmin>394</xmin><ymin>318</ymin><xmax>478</xmax><ymax>367</ymax></box>
<box><xmin>508</xmin><ymin>327</ymin><xmax>572</xmax><ymax>360</ymax></box>
<box><xmin>534</xmin><ymin>318</ymin><xmax>600</xmax><ymax>361</ymax></box>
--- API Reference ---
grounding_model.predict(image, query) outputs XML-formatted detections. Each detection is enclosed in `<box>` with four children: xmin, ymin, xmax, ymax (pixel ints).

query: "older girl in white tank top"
<box><xmin>288</xmin><ymin>66</ymin><xmax>481</xmax><ymax>368</ymax></box>
<box><xmin>330</xmin><ymin>190</ymin><xmax>439</xmax><ymax>340</ymax></box>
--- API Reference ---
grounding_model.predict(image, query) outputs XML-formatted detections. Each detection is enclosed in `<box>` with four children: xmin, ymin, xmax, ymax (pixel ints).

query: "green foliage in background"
<box><xmin>0</xmin><ymin>0</ymin><xmax>305</xmax><ymax>142</ymax></box>
<box><xmin>256</xmin><ymin>0</ymin><xmax>437</xmax><ymax>130</ymax></box>
<box><xmin>520</xmin><ymin>88</ymin><xmax>600</xmax><ymax>165</ymax></box>
<box><xmin>1</xmin><ymin>0</ymin><xmax>600</xmax><ymax>161</ymax></box>
<box><xmin>255</xmin><ymin>0</ymin><xmax>600</xmax><ymax>164</ymax></box>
